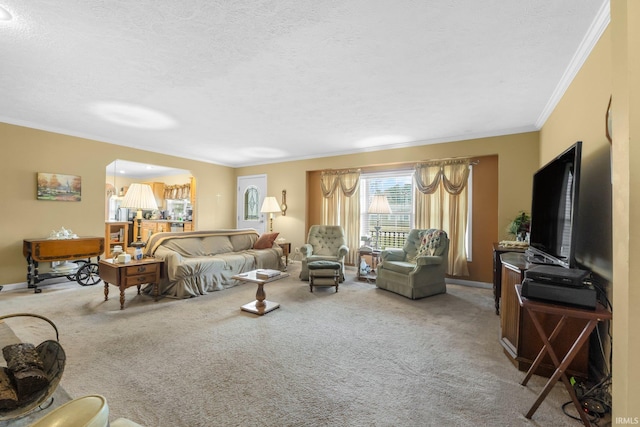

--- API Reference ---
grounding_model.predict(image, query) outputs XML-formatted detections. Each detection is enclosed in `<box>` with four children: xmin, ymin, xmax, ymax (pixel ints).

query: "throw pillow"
<box><xmin>408</xmin><ymin>231</ymin><xmax>443</xmax><ymax>262</ymax></box>
<box><xmin>407</xmin><ymin>232</ymin><xmax>428</xmax><ymax>263</ymax></box>
<box><xmin>253</xmin><ymin>232</ymin><xmax>280</xmax><ymax>249</ymax></box>
<box><xmin>413</xmin><ymin>234</ymin><xmax>432</xmax><ymax>260</ymax></box>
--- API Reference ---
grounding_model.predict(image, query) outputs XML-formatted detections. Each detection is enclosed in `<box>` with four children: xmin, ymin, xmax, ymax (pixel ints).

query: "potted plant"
<box><xmin>507</xmin><ymin>211</ymin><xmax>530</xmax><ymax>241</ymax></box>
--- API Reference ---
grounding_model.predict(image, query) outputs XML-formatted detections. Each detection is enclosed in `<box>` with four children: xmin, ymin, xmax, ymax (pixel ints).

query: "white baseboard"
<box><xmin>1</xmin><ymin>282</ymin><xmax>27</xmax><ymax>292</ymax></box>
<box><xmin>1</xmin><ymin>277</ymin><xmax>72</xmax><ymax>292</ymax></box>
<box><xmin>446</xmin><ymin>278</ymin><xmax>492</xmax><ymax>289</ymax></box>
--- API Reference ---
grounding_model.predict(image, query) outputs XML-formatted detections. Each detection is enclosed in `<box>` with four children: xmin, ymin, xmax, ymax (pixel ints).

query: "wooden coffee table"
<box><xmin>232</xmin><ymin>270</ymin><xmax>289</xmax><ymax>315</ymax></box>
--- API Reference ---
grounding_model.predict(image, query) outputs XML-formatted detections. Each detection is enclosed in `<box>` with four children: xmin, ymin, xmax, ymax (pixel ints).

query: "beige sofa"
<box><xmin>144</xmin><ymin>229</ymin><xmax>283</xmax><ymax>298</ymax></box>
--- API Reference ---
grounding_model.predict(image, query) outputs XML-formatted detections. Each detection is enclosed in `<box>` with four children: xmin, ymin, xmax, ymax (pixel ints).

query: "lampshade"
<box><xmin>368</xmin><ymin>194</ymin><xmax>392</xmax><ymax>214</ymax></box>
<box><xmin>120</xmin><ymin>183</ymin><xmax>158</xmax><ymax>249</ymax></box>
<box><xmin>260</xmin><ymin>196</ymin><xmax>281</xmax><ymax>213</ymax></box>
<box><xmin>261</xmin><ymin>196</ymin><xmax>280</xmax><ymax>233</ymax></box>
<box><xmin>120</xmin><ymin>183</ymin><xmax>158</xmax><ymax>211</ymax></box>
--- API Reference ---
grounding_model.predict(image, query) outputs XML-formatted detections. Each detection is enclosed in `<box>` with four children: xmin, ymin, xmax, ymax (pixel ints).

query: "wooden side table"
<box><xmin>23</xmin><ymin>236</ymin><xmax>104</xmax><ymax>293</ymax></box>
<box><xmin>357</xmin><ymin>249</ymin><xmax>380</xmax><ymax>282</ymax></box>
<box><xmin>232</xmin><ymin>270</ymin><xmax>290</xmax><ymax>315</ymax></box>
<box><xmin>98</xmin><ymin>258</ymin><xmax>163</xmax><ymax>310</ymax></box>
<box><xmin>516</xmin><ymin>284</ymin><xmax>611</xmax><ymax>427</ymax></box>
<box><xmin>277</xmin><ymin>242</ymin><xmax>291</xmax><ymax>266</ymax></box>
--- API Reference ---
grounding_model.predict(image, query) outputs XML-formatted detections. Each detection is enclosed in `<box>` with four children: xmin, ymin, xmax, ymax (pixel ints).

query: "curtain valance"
<box><xmin>320</xmin><ymin>169</ymin><xmax>361</xmax><ymax>198</ymax></box>
<box><xmin>414</xmin><ymin>159</ymin><xmax>472</xmax><ymax>195</ymax></box>
<box><xmin>164</xmin><ymin>183</ymin><xmax>190</xmax><ymax>200</ymax></box>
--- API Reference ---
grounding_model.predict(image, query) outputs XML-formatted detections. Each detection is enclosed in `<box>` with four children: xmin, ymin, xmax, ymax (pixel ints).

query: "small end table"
<box><xmin>277</xmin><ymin>242</ymin><xmax>291</xmax><ymax>267</ymax></box>
<box><xmin>98</xmin><ymin>258</ymin><xmax>163</xmax><ymax>310</ymax></box>
<box><xmin>357</xmin><ymin>248</ymin><xmax>380</xmax><ymax>282</ymax></box>
<box><xmin>232</xmin><ymin>270</ymin><xmax>289</xmax><ymax>315</ymax></box>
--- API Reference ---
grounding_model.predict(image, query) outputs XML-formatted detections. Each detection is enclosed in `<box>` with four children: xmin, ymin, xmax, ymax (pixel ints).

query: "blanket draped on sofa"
<box><xmin>144</xmin><ymin>229</ymin><xmax>283</xmax><ymax>298</ymax></box>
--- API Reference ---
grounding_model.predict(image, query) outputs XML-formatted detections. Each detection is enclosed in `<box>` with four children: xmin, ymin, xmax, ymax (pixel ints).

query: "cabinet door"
<box><xmin>140</xmin><ymin>222</ymin><xmax>156</xmax><ymax>242</ymax></box>
<box><xmin>500</xmin><ymin>264</ymin><xmax>522</xmax><ymax>360</ymax></box>
<box><xmin>143</xmin><ymin>182</ymin><xmax>165</xmax><ymax>209</ymax></box>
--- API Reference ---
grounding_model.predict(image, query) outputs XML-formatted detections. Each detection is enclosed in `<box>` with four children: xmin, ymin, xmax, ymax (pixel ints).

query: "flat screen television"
<box><xmin>526</xmin><ymin>141</ymin><xmax>582</xmax><ymax>268</ymax></box>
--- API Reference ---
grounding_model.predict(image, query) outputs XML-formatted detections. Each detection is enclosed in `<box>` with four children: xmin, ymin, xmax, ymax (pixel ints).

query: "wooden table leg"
<box><xmin>119</xmin><ymin>285</ymin><xmax>126</xmax><ymax>310</ymax></box>
<box><xmin>521</xmin><ymin>314</ymin><xmax>568</xmax><ymax>386</ymax></box>
<box><xmin>240</xmin><ymin>280</ymin><xmax>280</xmax><ymax>315</ymax></box>
<box><xmin>524</xmin><ymin>309</ymin><xmax>598</xmax><ymax>426</ymax></box>
<box><xmin>104</xmin><ymin>282</ymin><xmax>109</xmax><ymax>301</ymax></box>
<box><xmin>255</xmin><ymin>283</ymin><xmax>266</xmax><ymax>310</ymax></box>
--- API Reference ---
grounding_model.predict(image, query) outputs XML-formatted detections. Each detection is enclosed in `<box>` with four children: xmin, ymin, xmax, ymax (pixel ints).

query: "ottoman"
<box><xmin>308</xmin><ymin>260</ymin><xmax>341</xmax><ymax>293</ymax></box>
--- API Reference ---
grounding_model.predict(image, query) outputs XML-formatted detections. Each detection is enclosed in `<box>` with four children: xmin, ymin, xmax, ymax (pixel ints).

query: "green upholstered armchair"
<box><xmin>376</xmin><ymin>229</ymin><xmax>449</xmax><ymax>299</ymax></box>
<box><xmin>299</xmin><ymin>225</ymin><xmax>349</xmax><ymax>282</ymax></box>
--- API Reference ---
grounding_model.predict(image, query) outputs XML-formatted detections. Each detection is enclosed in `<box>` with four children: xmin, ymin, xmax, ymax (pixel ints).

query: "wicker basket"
<box><xmin>0</xmin><ymin>313</ymin><xmax>66</xmax><ymax>421</ymax></box>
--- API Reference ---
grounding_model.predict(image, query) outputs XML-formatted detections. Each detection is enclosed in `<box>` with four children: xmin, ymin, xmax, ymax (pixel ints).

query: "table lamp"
<box><xmin>260</xmin><ymin>196</ymin><xmax>281</xmax><ymax>233</ymax></box>
<box><xmin>368</xmin><ymin>194</ymin><xmax>391</xmax><ymax>250</ymax></box>
<box><xmin>120</xmin><ymin>183</ymin><xmax>158</xmax><ymax>247</ymax></box>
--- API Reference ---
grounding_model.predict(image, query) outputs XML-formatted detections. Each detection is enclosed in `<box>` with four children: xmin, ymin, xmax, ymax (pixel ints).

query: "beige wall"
<box><xmin>541</xmin><ymin>10</ymin><xmax>640</xmax><ymax>421</ymax></box>
<box><xmin>0</xmin><ymin>123</ymin><xmax>237</xmax><ymax>285</ymax></box>
<box><xmin>235</xmin><ymin>132</ymin><xmax>539</xmax><ymax>283</ymax></box>
<box><xmin>2</xmin><ymin>122</ymin><xmax>537</xmax><ymax>286</ymax></box>
<box><xmin>610</xmin><ymin>1</ymin><xmax>640</xmax><ymax>421</ymax></box>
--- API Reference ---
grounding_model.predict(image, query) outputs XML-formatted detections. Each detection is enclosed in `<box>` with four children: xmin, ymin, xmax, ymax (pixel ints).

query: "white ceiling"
<box><xmin>0</xmin><ymin>1</ymin><xmax>608</xmax><ymax>168</ymax></box>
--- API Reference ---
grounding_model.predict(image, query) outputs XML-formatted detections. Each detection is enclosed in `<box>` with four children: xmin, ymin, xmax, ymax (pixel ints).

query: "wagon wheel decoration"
<box><xmin>64</xmin><ymin>260</ymin><xmax>88</xmax><ymax>281</ymax></box>
<box><xmin>75</xmin><ymin>263</ymin><xmax>101</xmax><ymax>286</ymax></box>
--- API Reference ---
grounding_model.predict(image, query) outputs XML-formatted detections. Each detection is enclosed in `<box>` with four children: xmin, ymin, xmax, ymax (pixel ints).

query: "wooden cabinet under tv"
<box><xmin>498</xmin><ymin>252</ymin><xmax>589</xmax><ymax>378</ymax></box>
<box><xmin>492</xmin><ymin>243</ymin><xmax>526</xmax><ymax>315</ymax></box>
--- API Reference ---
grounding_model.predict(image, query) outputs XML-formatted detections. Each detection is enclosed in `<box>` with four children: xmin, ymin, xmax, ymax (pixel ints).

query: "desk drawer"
<box><xmin>124</xmin><ymin>273</ymin><xmax>158</xmax><ymax>287</ymax></box>
<box><xmin>125</xmin><ymin>263</ymin><xmax>159</xmax><ymax>276</ymax></box>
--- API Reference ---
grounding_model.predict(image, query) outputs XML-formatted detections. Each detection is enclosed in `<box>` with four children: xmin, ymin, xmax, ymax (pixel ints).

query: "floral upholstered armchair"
<box><xmin>376</xmin><ymin>229</ymin><xmax>449</xmax><ymax>299</ymax></box>
<box><xmin>299</xmin><ymin>225</ymin><xmax>349</xmax><ymax>282</ymax></box>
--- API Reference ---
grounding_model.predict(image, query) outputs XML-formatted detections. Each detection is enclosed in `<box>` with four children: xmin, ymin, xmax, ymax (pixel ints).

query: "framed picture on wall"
<box><xmin>37</xmin><ymin>172</ymin><xmax>82</xmax><ymax>201</ymax></box>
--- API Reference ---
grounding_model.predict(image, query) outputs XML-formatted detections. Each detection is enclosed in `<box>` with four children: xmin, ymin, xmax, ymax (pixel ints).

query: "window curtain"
<box><xmin>164</xmin><ymin>183</ymin><xmax>190</xmax><ymax>200</ymax></box>
<box><xmin>320</xmin><ymin>169</ymin><xmax>361</xmax><ymax>266</ymax></box>
<box><xmin>414</xmin><ymin>159</ymin><xmax>471</xmax><ymax>276</ymax></box>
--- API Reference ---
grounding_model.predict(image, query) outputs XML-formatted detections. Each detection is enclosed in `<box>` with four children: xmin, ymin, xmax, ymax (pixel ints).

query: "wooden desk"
<box><xmin>516</xmin><ymin>284</ymin><xmax>611</xmax><ymax>427</ymax></box>
<box><xmin>99</xmin><ymin>258</ymin><xmax>163</xmax><ymax>310</ymax></box>
<box><xmin>23</xmin><ymin>237</ymin><xmax>104</xmax><ymax>293</ymax></box>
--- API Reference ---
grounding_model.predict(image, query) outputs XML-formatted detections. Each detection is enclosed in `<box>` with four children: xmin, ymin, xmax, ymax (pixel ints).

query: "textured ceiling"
<box><xmin>0</xmin><ymin>0</ymin><xmax>608</xmax><ymax>167</ymax></box>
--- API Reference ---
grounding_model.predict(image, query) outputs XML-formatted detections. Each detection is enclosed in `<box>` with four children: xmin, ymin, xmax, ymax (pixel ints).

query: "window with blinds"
<box><xmin>360</xmin><ymin>171</ymin><xmax>413</xmax><ymax>250</ymax></box>
<box><xmin>359</xmin><ymin>168</ymin><xmax>473</xmax><ymax>260</ymax></box>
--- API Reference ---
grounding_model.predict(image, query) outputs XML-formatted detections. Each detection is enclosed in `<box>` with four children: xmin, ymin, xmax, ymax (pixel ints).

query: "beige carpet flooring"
<box><xmin>0</xmin><ymin>263</ymin><xmax>587</xmax><ymax>426</ymax></box>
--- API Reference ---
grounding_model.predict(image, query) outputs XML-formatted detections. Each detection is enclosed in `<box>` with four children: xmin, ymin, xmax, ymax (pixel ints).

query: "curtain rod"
<box><xmin>320</xmin><ymin>168</ymin><xmax>362</xmax><ymax>175</ymax></box>
<box><xmin>415</xmin><ymin>157</ymin><xmax>479</xmax><ymax>167</ymax></box>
